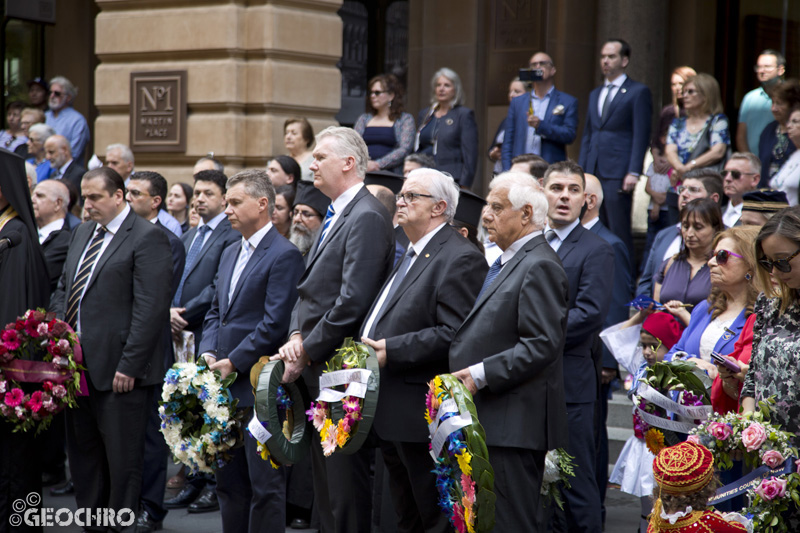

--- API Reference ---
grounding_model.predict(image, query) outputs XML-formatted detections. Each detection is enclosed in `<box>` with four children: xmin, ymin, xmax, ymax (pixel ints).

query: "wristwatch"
<box><xmin>690</xmin><ymin>159</ymin><xmax>697</xmax><ymax>167</ymax></box>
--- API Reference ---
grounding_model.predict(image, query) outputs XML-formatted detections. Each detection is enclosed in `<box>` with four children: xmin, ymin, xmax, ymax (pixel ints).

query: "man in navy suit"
<box><xmin>579</xmin><ymin>39</ymin><xmax>652</xmax><ymax>258</ymax></box>
<box><xmin>502</xmin><ymin>52</ymin><xmax>579</xmax><ymax>168</ymax></box>
<box><xmin>582</xmin><ymin>173</ymin><xmax>633</xmax><ymax>527</ymax></box>
<box><xmin>199</xmin><ymin>169</ymin><xmax>305</xmax><ymax>533</ymax></box>
<box><xmin>543</xmin><ymin>161</ymin><xmax>614</xmax><ymax>532</ymax></box>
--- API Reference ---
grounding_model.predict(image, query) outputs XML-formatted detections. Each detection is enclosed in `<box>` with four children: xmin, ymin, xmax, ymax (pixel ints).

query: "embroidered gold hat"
<box><xmin>652</xmin><ymin>441</ymin><xmax>714</xmax><ymax>495</ymax></box>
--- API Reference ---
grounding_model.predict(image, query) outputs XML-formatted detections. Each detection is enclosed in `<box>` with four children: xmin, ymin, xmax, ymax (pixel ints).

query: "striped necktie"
<box><xmin>228</xmin><ymin>240</ymin><xmax>253</xmax><ymax>304</ymax></box>
<box><xmin>66</xmin><ymin>227</ymin><xmax>107</xmax><ymax>330</ymax></box>
<box><xmin>476</xmin><ymin>256</ymin><xmax>503</xmax><ymax>300</ymax></box>
<box><xmin>173</xmin><ymin>224</ymin><xmax>211</xmax><ymax>306</ymax></box>
<box><xmin>318</xmin><ymin>204</ymin><xmax>336</xmax><ymax>244</ymax></box>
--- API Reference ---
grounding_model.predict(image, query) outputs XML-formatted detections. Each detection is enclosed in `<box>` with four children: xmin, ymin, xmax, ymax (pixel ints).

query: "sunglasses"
<box><xmin>682</xmin><ymin>88</ymin><xmax>697</xmax><ymax>96</ymax></box>
<box><xmin>369</xmin><ymin>90</ymin><xmax>386</xmax><ymax>96</ymax></box>
<box><xmin>722</xmin><ymin>170</ymin><xmax>756</xmax><ymax>180</ymax></box>
<box><xmin>715</xmin><ymin>249</ymin><xmax>743</xmax><ymax>265</ymax></box>
<box><xmin>758</xmin><ymin>248</ymin><xmax>800</xmax><ymax>273</ymax></box>
<box><xmin>49</xmin><ymin>90</ymin><xmax>63</xmax><ymax>97</ymax></box>
<box><xmin>639</xmin><ymin>338</ymin><xmax>663</xmax><ymax>354</ymax></box>
<box><xmin>677</xmin><ymin>185</ymin><xmax>703</xmax><ymax>195</ymax></box>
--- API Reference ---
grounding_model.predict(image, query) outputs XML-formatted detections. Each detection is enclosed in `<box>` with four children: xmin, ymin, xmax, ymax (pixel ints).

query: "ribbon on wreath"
<box><xmin>708</xmin><ymin>456</ymin><xmax>797</xmax><ymax>504</ymax></box>
<box><xmin>428</xmin><ymin>397</ymin><xmax>473</xmax><ymax>458</ymax></box>
<box><xmin>0</xmin><ymin>329</ymin><xmax>88</xmax><ymax>396</ymax></box>
<box><xmin>317</xmin><ymin>369</ymin><xmax>372</xmax><ymax>402</ymax></box>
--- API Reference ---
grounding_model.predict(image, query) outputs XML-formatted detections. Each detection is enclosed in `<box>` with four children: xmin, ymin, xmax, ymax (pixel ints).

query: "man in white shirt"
<box><xmin>722</xmin><ymin>153</ymin><xmax>761</xmax><ymax>227</ymax></box>
<box><xmin>32</xmin><ymin>179</ymin><xmax>73</xmax><ymax>292</ymax></box>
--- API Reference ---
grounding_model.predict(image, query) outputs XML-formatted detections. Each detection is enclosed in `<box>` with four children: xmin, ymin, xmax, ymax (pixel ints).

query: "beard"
<box><xmin>289</xmin><ymin>223</ymin><xmax>316</xmax><ymax>255</ymax></box>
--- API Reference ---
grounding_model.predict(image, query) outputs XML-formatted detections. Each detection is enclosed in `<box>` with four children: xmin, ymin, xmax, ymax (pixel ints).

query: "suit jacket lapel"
<box><xmin>556</xmin><ymin>224</ymin><xmax>582</xmax><ymax>263</ymax></box>
<box><xmin>225</xmin><ymin>227</ymin><xmax>275</xmax><ymax>314</ymax></box>
<box><xmin>84</xmin><ymin>211</ymin><xmax>135</xmax><ymax>294</ymax></box>
<box><xmin>601</xmin><ymin>78</ymin><xmax>631</xmax><ymax>126</ymax></box>
<box><xmin>185</xmin><ymin>220</ymin><xmax>229</xmax><ymax>278</ymax></box>
<box><xmin>543</xmin><ymin>90</ymin><xmax>558</xmax><ymax>121</ymax></box>
<box><xmin>303</xmin><ymin>187</ymin><xmax>368</xmax><ymax>275</ymax></box>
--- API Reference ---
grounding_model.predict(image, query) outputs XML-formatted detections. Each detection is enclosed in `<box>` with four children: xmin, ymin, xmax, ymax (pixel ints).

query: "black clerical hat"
<box><xmin>293</xmin><ymin>181</ymin><xmax>330</xmax><ymax>217</ymax></box>
<box><xmin>365</xmin><ymin>170</ymin><xmax>404</xmax><ymax>194</ymax></box>
<box><xmin>741</xmin><ymin>189</ymin><xmax>789</xmax><ymax>214</ymax></box>
<box><xmin>455</xmin><ymin>189</ymin><xmax>486</xmax><ymax>228</ymax></box>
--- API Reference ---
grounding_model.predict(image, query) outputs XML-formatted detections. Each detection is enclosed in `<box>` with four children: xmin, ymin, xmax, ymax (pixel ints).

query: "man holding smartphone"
<box><xmin>501</xmin><ymin>51</ymin><xmax>579</xmax><ymax>169</ymax></box>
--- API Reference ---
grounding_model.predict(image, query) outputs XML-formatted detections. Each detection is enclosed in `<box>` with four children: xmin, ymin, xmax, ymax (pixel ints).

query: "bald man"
<box><xmin>367</xmin><ymin>183</ymin><xmax>406</xmax><ymax>266</ymax></box>
<box><xmin>580</xmin><ymin>173</ymin><xmax>633</xmax><ymax>522</ymax></box>
<box><xmin>44</xmin><ymin>134</ymin><xmax>86</xmax><ymax>196</ymax></box>
<box><xmin>32</xmin><ymin>179</ymin><xmax>77</xmax><ymax>293</ymax></box>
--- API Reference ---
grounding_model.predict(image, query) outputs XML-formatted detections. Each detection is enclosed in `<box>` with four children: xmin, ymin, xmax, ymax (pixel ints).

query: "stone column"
<box><xmin>94</xmin><ymin>0</ymin><xmax>342</xmax><ymax>183</ymax></box>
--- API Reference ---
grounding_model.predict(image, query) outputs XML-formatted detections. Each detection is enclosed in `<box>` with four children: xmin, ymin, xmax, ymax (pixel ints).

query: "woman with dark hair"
<box><xmin>354</xmin><ymin>74</ymin><xmax>415</xmax><ymax>175</ymax></box>
<box><xmin>267</xmin><ymin>155</ymin><xmax>301</xmax><ymax>189</ymax></box>
<box><xmin>166</xmin><ymin>182</ymin><xmax>193</xmax><ymax>233</ymax></box>
<box><xmin>284</xmin><ymin>117</ymin><xmax>315</xmax><ymax>182</ymax></box>
<box><xmin>654</xmin><ymin>198</ymin><xmax>722</xmax><ymax>325</ymax></box>
<box><xmin>272</xmin><ymin>185</ymin><xmax>296</xmax><ymax>239</ymax></box>
<box><xmin>0</xmin><ymin>101</ymin><xmax>27</xmax><ymax>153</ymax></box>
<box><xmin>769</xmin><ymin>105</ymin><xmax>800</xmax><ymax>205</ymax></box>
<box><xmin>415</xmin><ymin>68</ymin><xmax>478</xmax><ymax>188</ymax></box>
<box><xmin>758</xmin><ymin>79</ymin><xmax>800</xmax><ymax>181</ymax></box>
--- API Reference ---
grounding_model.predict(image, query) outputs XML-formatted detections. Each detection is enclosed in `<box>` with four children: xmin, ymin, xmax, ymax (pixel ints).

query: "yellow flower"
<box><xmin>336</xmin><ymin>419</ymin><xmax>350</xmax><ymax>447</ymax></box>
<box><xmin>456</xmin><ymin>450</ymin><xmax>472</xmax><ymax>476</ymax></box>
<box><xmin>434</xmin><ymin>376</ymin><xmax>445</xmax><ymax>399</ymax></box>
<box><xmin>645</xmin><ymin>428</ymin><xmax>666</xmax><ymax>455</ymax></box>
<box><xmin>462</xmin><ymin>497</ymin><xmax>475</xmax><ymax>533</ymax></box>
<box><xmin>424</xmin><ymin>409</ymin><xmax>432</xmax><ymax>425</ymax></box>
<box><xmin>320</xmin><ymin>419</ymin><xmax>333</xmax><ymax>441</ymax></box>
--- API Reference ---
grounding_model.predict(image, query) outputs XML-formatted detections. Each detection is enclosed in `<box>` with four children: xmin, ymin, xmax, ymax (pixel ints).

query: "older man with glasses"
<box><xmin>45</xmin><ymin>76</ymin><xmax>90</xmax><ymax>162</ymax></box>
<box><xmin>721</xmin><ymin>153</ymin><xmax>762</xmax><ymax>227</ymax></box>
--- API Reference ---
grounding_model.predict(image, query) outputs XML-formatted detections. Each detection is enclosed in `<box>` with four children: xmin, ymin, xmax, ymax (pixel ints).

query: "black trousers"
<box><xmin>490</xmin><ymin>446</ymin><xmax>546</xmax><ymax>532</ymax></box>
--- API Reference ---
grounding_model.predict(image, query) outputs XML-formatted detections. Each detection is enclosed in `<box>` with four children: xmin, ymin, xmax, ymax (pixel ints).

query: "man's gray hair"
<box><xmin>489</xmin><ymin>171</ymin><xmax>548</xmax><ymax>229</ymax></box>
<box><xmin>44</xmin><ymin>180</ymin><xmax>70</xmax><ymax>214</ymax></box>
<box><xmin>106</xmin><ymin>143</ymin><xmax>134</xmax><ymax>163</ymax></box>
<box><xmin>28</xmin><ymin>123</ymin><xmax>56</xmax><ymax>142</ymax></box>
<box><xmin>728</xmin><ymin>152</ymin><xmax>762</xmax><ymax>175</ymax></box>
<box><xmin>48</xmin><ymin>76</ymin><xmax>77</xmax><ymax>99</ymax></box>
<box><xmin>316</xmin><ymin>126</ymin><xmax>368</xmax><ymax>179</ymax></box>
<box><xmin>227</xmin><ymin>169</ymin><xmax>276</xmax><ymax>217</ymax></box>
<box><xmin>407</xmin><ymin>168</ymin><xmax>460</xmax><ymax>223</ymax></box>
<box><xmin>430</xmin><ymin>67</ymin><xmax>465</xmax><ymax>107</ymax></box>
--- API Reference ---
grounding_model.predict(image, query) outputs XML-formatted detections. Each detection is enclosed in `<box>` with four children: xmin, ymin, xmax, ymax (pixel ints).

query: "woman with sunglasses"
<box><xmin>665</xmin><ymin>74</ymin><xmax>730</xmax><ymax>183</ymax></box>
<box><xmin>354</xmin><ymin>74</ymin><xmax>416</xmax><ymax>176</ymax></box>
<box><xmin>654</xmin><ymin>198</ymin><xmax>722</xmax><ymax>325</ymax></box>
<box><xmin>769</xmin><ymin>105</ymin><xmax>800</xmax><ymax>205</ymax></box>
<box><xmin>758</xmin><ymin>79</ymin><xmax>800</xmax><ymax>182</ymax></box>
<box><xmin>743</xmin><ymin>206</ymin><xmax>800</xmax><ymax>448</ymax></box>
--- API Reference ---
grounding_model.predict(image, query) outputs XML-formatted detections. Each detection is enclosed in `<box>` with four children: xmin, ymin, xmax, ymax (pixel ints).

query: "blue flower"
<box><xmin>165</xmin><ymin>369</ymin><xmax>180</xmax><ymax>385</ymax></box>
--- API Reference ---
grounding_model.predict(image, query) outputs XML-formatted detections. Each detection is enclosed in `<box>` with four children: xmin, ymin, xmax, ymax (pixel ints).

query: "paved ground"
<box><xmin>39</xmin><ymin>464</ymin><xmax>641</xmax><ymax>532</ymax></box>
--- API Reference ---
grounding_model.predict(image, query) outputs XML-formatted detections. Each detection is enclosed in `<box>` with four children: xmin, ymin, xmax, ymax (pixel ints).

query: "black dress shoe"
<box><xmin>134</xmin><ymin>509</ymin><xmax>163</xmax><ymax>533</ymax></box>
<box><xmin>163</xmin><ymin>484</ymin><xmax>201</xmax><ymax>509</ymax></box>
<box><xmin>187</xmin><ymin>488</ymin><xmax>219</xmax><ymax>514</ymax></box>
<box><xmin>50</xmin><ymin>480</ymin><xmax>74</xmax><ymax>497</ymax></box>
<box><xmin>42</xmin><ymin>470</ymin><xmax>67</xmax><ymax>487</ymax></box>
<box><xmin>290</xmin><ymin>518</ymin><xmax>311</xmax><ymax>529</ymax></box>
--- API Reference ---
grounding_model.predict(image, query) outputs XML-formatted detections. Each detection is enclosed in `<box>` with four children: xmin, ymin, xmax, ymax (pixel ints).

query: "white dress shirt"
<box><xmin>38</xmin><ymin>218</ymin><xmax>65</xmax><ymax>243</ymax></box>
<box><xmin>597</xmin><ymin>74</ymin><xmax>628</xmax><ymax>117</ymax></box>
<box><xmin>544</xmin><ymin>218</ymin><xmax>580</xmax><ymax>252</ymax></box>
<box><xmin>191</xmin><ymin>211</ymin><xmax>227</xmax><ymax>250</ymax></box>
<box><xmin>228</xmin><ymin>222</ymin><xmax>273</xmax><ymax>303</ymax></box>
<box><xmin>320</xmin><ymin>182</ymin><xmax>364</xmax><ymax>244</ymax></box>
<box><xmin>722</xmin><ymin>201</ymin><xmax>743</xmax><ymax>228</ymax></box>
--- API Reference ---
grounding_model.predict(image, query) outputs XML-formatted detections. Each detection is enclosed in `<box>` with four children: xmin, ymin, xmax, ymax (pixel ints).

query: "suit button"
<box><xmin>222</xmin><ymin>321</ymin><xmax>228</xmax><ymax>326</ymax></box>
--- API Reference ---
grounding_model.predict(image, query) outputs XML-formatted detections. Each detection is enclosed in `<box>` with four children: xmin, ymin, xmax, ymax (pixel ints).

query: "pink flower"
<box><xmin>1</xmin><ymin>329</ymin><xmax>20</xmax><ymax>351</ymax></box>
<box><xmin>756</xmin><ymin>477</ymin><xmax>787</xmax><ymax>501</ymax></box>
<box><xmin>37</xmin><ymin>323</ymin><xmax>49</xmax><ymax>336</ymax></box>
<box><xmin>762</xmin><ymin>450</ymin><xmax>785</xmax><ymax>469</ymax></box>
<box><xmin>51</xmin><ymin>385</ymin><xmax>67</xmax><ymax>399</ymax></box>
<box><xmin>796</xmin><ymin>459</ymin><xmax>800</xmax><ymax>474</ymax></box>
<box><xmin>4</xmin><ymin>388</ymin><xmax>24</xmax><ymax>407</ymax></box>
<box><xmin>321</xmin><ymin>426</ymin><xmax>338</xmax><ymax>456</ymax></box>
<box><xmin>57</xmin><ymin>339</ymin><xmax>70</xmax><ymax>353</ymax></box>
<box><xmin>451</xmin><ymin>502</ymin><xmax>467</xmax><ymax>533</ymax></box>
<box><xmin>342</xmin><ymin>396</ymin><xmax>360</xmax><ymax>413</ymax></box>
<box><xmin>687</xmin><ymin>435</ymin><xmax>701</xmax><ymax>445</ymax></box>
<box><xmin>461</xmin><ymin>473</ymin><xmax>476</xmax><ymax>503</ymax></box>
<box><xmin>742</xmin><ymin>423</ymin><xmax>767</xmax><ymax>452</ymax></box>
<box><xmin>310</xmin><ymin>404</ymin><xmax>327</xmax><ymax>432</ymax></box>
<box><xmin>25</xmin><ymin>391</ymin><xmax>43</xmax><ymax>413</ymax></box>
<box><xmin>24</xmin><ymin>319</ymin><xmax>40</xmax><ymax>338</ymax></box>
<box><xmin>708</xmin><ymin>422</ymin><xmax>733</xmax><ymax>441</ymax></box>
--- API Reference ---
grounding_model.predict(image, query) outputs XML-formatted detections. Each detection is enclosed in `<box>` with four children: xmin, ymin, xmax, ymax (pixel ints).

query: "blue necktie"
<box><xmin>318</xmin><ymin>204</ymin><xmax>336</xmax><ymax>244</ymax></box>
<box><xmin>366</xmin><ymin>248</ymin><xmax>416</xmax><ymax>338</ymax></box>
<box><xmin>173</xmin><ymin>224</ymin><xmax>211</xmax><ymax>306</ymax></box>
<box><xmin>477</xmin><ymin>256</ymin><xmax>503</xmax><ymax>300</ymax></box>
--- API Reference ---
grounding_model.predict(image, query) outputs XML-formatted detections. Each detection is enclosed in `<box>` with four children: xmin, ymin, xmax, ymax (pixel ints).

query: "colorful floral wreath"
<box><xmin>426</xmin><ymin>374</ymin><xmax>495</xmax><ymax>533</ymax></box>
<box><xmin>690</xmin><ymin>397</ymin><xmax>800</xmax><ymax>533</ymax></box>
<box><xmin>158</xmin><ymin>362</ymin><xmax>241</xmax><ymax>474</ymax></box>
<box><xmin>307</xmin><ymin>338</ymin><xmax>379</xmax><ymax>456</ymax></box>
<box><xmin>0</xmin><ymin>309</ymin><xmax>84</xmax><ymax>433</ymax></box>
<box><xmin>248</xmin><ymin>358</ymin><xmax>311</xmax><ymax>468</ymax></box>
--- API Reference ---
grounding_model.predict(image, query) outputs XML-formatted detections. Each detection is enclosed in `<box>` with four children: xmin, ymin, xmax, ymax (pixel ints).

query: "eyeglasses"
<box><xmin>715</xmin><ymin>249</ymin><xmax>743</xmax><ymax>265</ymax></box>
<box><xmin>681</xmin><ymin>88</ymin><xmax>697</xmax><ymax>96</ymax></box>
<box><xmin>639</xmin><ymin>338</ymin><xmax>663</xmax><ymax>354</ymax></box>
<box><xmin>49</xmin><ymin>90</ymin><xmax>63</xmax><ymax>97</ymax></box>
<box><xmin>758</xmin><ymin>248</ymin><xmax>800</xmax><ymax>273</ymax></box>
<box><xmin>396</xmin><ymin>192</ymin><xmax>434</xmax><ymax>203</ymax></box>
<box><xmin>754</xmin><ymin>64</ymin><xmax>778</xmax><ymax>72</ymax></box>
<box><xmin>369</xmin><ymin>90</ymin><xmax>386</xmax><ymax>96</ymax></box>
<box><xmin>677</xmin><ymin>185</ymin><xmax>704</xmax><ymax>195</ymax></box>
<box><xmin>127</xmin><ymin>189</ymin><xmax>149</xmax><ymax>198</ymax></box>
<box><xmin>292</xmin><ymin>208</ymin><xmax>321</xmax><ymax>219</ymax></box>
<box><xmin>529</xmin><ymin>61</ymin><xmax>552</xmax><ymax>68</ymax></box>
<box><xmin>722</xmin><ymin>170</ymin><xmax>756</xmax><ymax>180</ymax></box>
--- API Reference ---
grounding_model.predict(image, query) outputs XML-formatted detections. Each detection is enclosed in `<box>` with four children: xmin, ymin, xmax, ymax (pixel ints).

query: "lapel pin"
<box><xmin>425</xmin><ymin>253</ymin><xmax>430</xmax><ymax>258</ymax></box>
<box><xmin>445</xmin><ymin>118</ymin><xmax>454</xmax><ymax>126</ymax></box>
<box><xmin>621</xmin><ymin>88</ymin><xmax>627</xmax><ymax>94</ymax></box>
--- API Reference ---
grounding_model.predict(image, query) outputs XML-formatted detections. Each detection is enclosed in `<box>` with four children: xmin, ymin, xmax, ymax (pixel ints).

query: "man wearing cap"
<box><xmin>721</xmin><ymin>153</ymin><xmax>761</xmax><ymax>227</ymax></box>
<box><xmin>28</xmin><ymin>77</ymin><xmax>49</xmax><ymax>112</ymax></box>
<box><xmin>739</xmin><ymin>189</ymin><xmax>789</xmax><ymax>227</ymax></box>
<box><xmin>361</xmin><ymin>168</ymin><xmax>487</xmax><ymax>533</ymax></box>
<box><xmin>289</xmin><ymin>181</ymin><xmax>329</xmax><ymax>257</ymax></box>
<box><xmin>452</xmin><ymin>187</ymin><xmax>486</xmax><ymax>254</ymax></box>
<box><xmin>45</xmin><ymin>76</ymin><xmax>90</xmax><ymax>162</ymax></box>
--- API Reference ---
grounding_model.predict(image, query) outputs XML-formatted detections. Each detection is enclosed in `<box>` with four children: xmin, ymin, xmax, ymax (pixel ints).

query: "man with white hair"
<box><xmin>32</xmin><ymin>179</ymin><xmax>76</xmax><ymax>292</ymax></box>
<box><xmin>450</xmin><ymin>171</ymin><xmax>569</xmax><ymax>531</ymax></box>
<box><xmin>360</xmin><ymin>168</ymin><xmax>488</xmax><ymax>532</ymax></box>
<box><xmin>45</xmin><ymin>76</ymin><xmax>90</xmax><ymax>161</ymax></box>
<box><xmin>26</xmin><ymin>123</ymin><xmax>56</xmax><ymax>183</ymax></box>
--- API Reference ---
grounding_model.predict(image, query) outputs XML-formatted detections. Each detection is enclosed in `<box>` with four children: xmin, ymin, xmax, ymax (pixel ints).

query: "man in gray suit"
<box><xmin>50</xmin><ymin>167</ymin><xmax>172</xmax><ymax>524</ymax></box>
<box><xmin>450</xmin><ymin>171</ymin><xmax>569</xmax><ymax>531</ymax></box>
<box><xmin>275</xmin><ymin>126</ymin><xmax>395</xmax><ymax>533</ymax></box>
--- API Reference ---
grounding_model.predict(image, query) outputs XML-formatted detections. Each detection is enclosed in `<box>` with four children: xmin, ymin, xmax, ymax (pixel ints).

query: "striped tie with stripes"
<box><xmin>66</xmin><ymin>227</ymin><xmax>107</xmax><ymax>330</ymax></box>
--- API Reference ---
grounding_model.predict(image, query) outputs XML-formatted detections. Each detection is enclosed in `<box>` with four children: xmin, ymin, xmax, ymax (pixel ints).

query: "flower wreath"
<box><xmin>635</xmin><ymin>361</ymin><xmax>713</xmax><ymax>455</ymax></box>
<box><xmin>0</xmin><ymin>309</ymin><xmax>85</xmax><ymax>433</ymax></box>
<box><xmin>426</xmin><ymin>374</ymin><xmax>495</xmax><ymax>533</ymax></box>
<box><xmin>248</xmin><ymin>357</ymin><xmax>312</xmax><ymax>468</ymax></box>
<box><xmin>159</xmin><ymin>362</ymin><xmax>242</xmax><ymax>474</ymax></box>
<box><xmin>307</xmin><ymin>338</ymin><xmax>379</xmax><ymax>456</ymax></box>
<box><xmin>691</xmin><ymin>397</ymin><xmax>800</xmax><ymax>533</ymax></box>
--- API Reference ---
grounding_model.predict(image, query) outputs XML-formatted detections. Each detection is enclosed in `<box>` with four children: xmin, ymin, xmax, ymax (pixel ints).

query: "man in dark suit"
<box><xmin>44</xmin><ymin>134</ymin><xmax>87</xmax><ymax>197</ymax></box>
<box><xmin>579</xmin><ymin>38</ymin><xmax>652</xmax><ymax>258</ymax></box>
<box><xmin>199</xmin><ymin>169</ymin><xmax>305</xmax><ymax>533</ymax></box>
<box><xmin>32</xmin><ymin>179</ymin><xmax>76</xmax><ymax>292</ymax></box>
<box><xmin>49</xmin><ymin>167</ymin><xmax>173</xmax><ymax>525</ymax></box>
<box><xmin>502</xmin><ymin>52</ymin><xmax>579</xmax><ymax>168</ymax></box>
<box><xmin>542</xmin><ymin>160</ymin><xmax>614</xmax><ymax>532</ymax></box>
<box><xmin>124</xmin><ymin>171</ymin><xmax>187</xmax><ymax>532</ymax></box>
<box><xmin>450</xmin><ymin>170</ymin><xmax>569</xmax><ymax>531</ymax></box>
<box><xmin>582</xmin><ymin>173</ymin><xmax>633</xmax><ymax>526</ymax></box>
<box><xmin>360</xmin><ymin>169</ymin><xmax>487</xmax><ymax>533</ymax></box>
<box><xmin>275</xmin><ymin>126</ymin><xmax>395</xmax><ymax>533</ymax></box>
